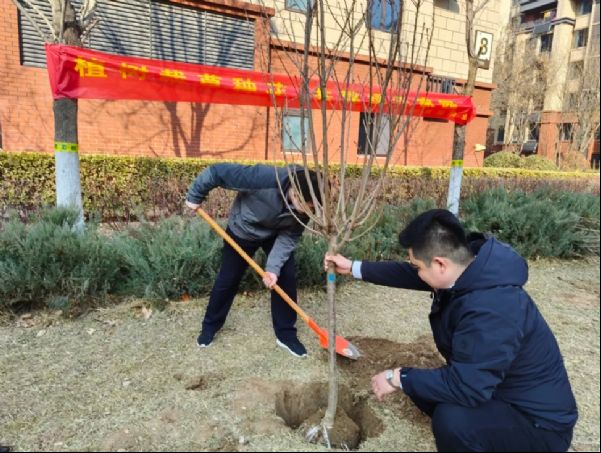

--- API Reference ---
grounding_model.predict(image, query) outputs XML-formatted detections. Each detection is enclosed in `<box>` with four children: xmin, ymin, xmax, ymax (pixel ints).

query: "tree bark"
<box><xmin>322</xmin><ymin>235</ymin><xmax>338</xmax><ymax>443</ymax></box>
<box><xmin>53</xmin><ymin>0</ymin><xmax>84</xmax><ymax>229</ymax></box>
<box><xmin>447</xmin><ymin>53</ymin><xmax>479</xmax><ymax>215</ymax></box>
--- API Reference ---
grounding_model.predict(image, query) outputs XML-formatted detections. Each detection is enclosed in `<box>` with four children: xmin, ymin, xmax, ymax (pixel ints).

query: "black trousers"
<box><xmin>409</xmin><ymin>395</ymin><xmax>573</xmax><ymax>452</ymax></box>
<box><xmin>201</xmin><ymin>229</ymin><xmax>298</xmax><ymax>341</ymax></box>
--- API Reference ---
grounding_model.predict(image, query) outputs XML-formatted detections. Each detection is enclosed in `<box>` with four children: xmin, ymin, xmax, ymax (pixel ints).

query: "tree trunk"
<box><xmin>447</xmin><ymin>124</ymin><xmax>465</xmax><ymax>215</ymax></box>
<box><xmin>447</xmin><ymin>54</ymin><xmax>479</xmax><ymax>215</ymax></box>
<box><xmin>53</xmin><ymin>0</ymin><xmax>84</xmax><ymax>230</ymax></box>
<box><xmin>322</xmin><ymin>235</ymin><xmax>338</xmax><ymax>443</ymax></box>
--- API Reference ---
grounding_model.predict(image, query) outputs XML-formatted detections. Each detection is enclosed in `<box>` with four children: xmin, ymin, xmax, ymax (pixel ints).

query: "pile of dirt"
<box><xmin>338</xmin><ymin>336</ymin><xmax>444</xmax><ymax>385</ymax></box>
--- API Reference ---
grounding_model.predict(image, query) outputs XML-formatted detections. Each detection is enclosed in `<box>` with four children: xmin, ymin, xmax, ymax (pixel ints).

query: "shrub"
<box><xmin>114</xmin><ymin>216</ymin><xmax>223</xmax><ymax>300</ymax></box>
<box><xmin>0</xmin><ymin>208</ymin><xmax>125</xmax><ymax>308</ymax></box>
<box><xmin>559</xmin><ymin>151</ymin><xmax>591</xmax><ymax>171</ymax></box>
<box><xmin>461</xmin><ymin>187</ymin><xmax>600</xmax><ymax>258</ymax></box>
<box><xmin>484</xmin><ymin>151</ymin><xmax>522</xmax><ymax>168</ymax></box>
<box><xmin>0</xmin><ymin>189</ymin><xmax>598</xmax><ymax>309</ymax></box>
<box><xmin>521</xmin><ymin>155</ymin><xmax>558</xmax><ymax>171</ymax></box>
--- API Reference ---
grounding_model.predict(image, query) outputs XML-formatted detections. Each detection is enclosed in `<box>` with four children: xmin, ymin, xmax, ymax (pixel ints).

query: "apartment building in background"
<box><xmin>0</xmin><ymin>0</ymin><xmax>510</xmax><ymax>167</ymax></box>
<box><xmin>489</xmin><ymin>0</ymin><xmax>600</xmax><ymax>167</ymax></box>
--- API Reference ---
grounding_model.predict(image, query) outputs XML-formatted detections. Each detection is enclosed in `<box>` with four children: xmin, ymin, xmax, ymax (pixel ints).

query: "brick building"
<box><xmin>488</xmin><ymin>0</ymin><xmax>600</xmax><ymax>168</ymax></box>
<box><xmin>0</xmin><ymin>0</ymin><xmax>506</xmax><ymax>167</ymax></box>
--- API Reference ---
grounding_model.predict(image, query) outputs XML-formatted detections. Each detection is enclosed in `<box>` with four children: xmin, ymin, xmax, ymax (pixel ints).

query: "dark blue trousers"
<box><xmin>201</xmin><ymin>229</ymin><xmax>298</xmax><ymax>341</ymax></box>
<box><xmin>409</xmin><ymin>395</ymin><xmax>573</xmax><ymax>452</ymax></box>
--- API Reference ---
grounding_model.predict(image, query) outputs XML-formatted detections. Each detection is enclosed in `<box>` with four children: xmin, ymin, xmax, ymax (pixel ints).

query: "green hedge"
<box><xmin>1</xmin><ymin>151</ymin><xmax>599</xmax><ymax>221</ymax></box>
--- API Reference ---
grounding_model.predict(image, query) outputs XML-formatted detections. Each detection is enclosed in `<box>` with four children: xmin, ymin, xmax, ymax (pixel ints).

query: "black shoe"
<box><xmin>196</xmin><ymin>331</ymin><xmax>215</xmax><ymax>348</ymax></box>
<box><xmin>276</xmin><ymin>337</ymin><xmax>307</xmax><ymax>358</ymax></box>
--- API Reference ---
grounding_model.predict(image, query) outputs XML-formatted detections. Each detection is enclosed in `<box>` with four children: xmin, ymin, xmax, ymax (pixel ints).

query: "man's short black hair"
<box><xmin>292</xmin><ymin>169</ymin><xmax>322</xmax><ymax>205</ymax></box>
<box><xmin>398</xmin><ymin>209</ymin><xmax>473</xmax><ymax>265</ymax></box>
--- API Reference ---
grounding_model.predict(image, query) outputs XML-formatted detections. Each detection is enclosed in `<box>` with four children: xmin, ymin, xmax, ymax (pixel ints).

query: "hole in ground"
<box><xmin>275</xmin><ymin>382</ymin><xmax>383</xmax><ymax>449</ymax></box>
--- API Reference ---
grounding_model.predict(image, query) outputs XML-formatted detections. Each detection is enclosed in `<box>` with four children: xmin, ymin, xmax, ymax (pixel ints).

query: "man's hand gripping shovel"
<box><xmin>195</xmin><ymin>207</ymin><xmax>361</xmax><ymax>360</ymax></box>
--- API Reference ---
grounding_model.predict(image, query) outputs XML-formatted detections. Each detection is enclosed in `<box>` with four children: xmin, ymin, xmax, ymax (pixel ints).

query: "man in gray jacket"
<box><xmin>186</xmin><ymin>163</ymin><xmax>321</xmax><ymax>357</ymax></box>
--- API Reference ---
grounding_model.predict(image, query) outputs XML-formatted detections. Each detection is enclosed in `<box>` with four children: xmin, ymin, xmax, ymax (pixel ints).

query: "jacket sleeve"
<box><xmin>186</xmin><ymin>164</ymin><xmax>282</xmax><ymax>204</ymax></box>
<box><xmin>265</xmin><ymin>222</ymin><xmax>304</xmax><ymax>276</ymax></box>
<box><xmin>401</xmin><ymin>308</ymin><xmax>523</xmax><ymax>407</ymax></box>
<box><xmin>360</xmin><ymin>261</ymin><xmax>432</xmax><ymax>291</ymax></box>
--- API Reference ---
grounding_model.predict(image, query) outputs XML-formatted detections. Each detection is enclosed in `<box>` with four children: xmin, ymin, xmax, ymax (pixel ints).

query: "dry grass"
<box><xmin>0</xmin><ymin>258</ymin><xmax>599</xmax><ymax>452</ymax></box>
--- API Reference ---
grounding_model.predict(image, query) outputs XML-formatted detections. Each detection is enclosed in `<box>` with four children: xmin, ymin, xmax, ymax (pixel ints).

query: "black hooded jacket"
<box><xmin>360</xmin><ymin>234</ymin><xmax>578</xmax><ymax>431</ymax></box>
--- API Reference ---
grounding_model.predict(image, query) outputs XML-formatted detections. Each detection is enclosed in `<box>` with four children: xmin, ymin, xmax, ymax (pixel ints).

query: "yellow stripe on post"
<box><xmin>451</xmin><ymin>159</ymin><xmax>463</xmax><ymax>167</ymax></box>
<box><xmin>54</xmin><ymin>142</ymin><xmax>79</xmax><ymax>153</ymax></box>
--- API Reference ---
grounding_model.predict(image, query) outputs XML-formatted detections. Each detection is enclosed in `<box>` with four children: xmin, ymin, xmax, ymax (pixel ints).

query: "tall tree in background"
<box><xmin>446</xmin><ymin>0</ymin><xmax>491</xmax><ymax>215</ymax></box>
<box><xmin>491</xmin><ymin>25</ymin><xmax>556</xmax><ymax>152</ymax></box>
<box><xmin>556</xmin><ymin>57</ymin><xmax>600</xmax><ymax>166</ymax></box>
<box><xmin>10</xmin><ymin>0</ymin><xmax>98</xmax><ymax>229</ymax></box>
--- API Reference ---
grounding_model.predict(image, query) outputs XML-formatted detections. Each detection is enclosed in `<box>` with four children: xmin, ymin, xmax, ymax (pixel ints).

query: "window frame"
<box><xmin>540</xmin><ymin>32</ymin><xmax>553</xmax><ymax>53</ymax></box>
<box><xmin>357</xmin><ymin>112</ymin><xmax>391</xmax><ymax>156</ymax></box>
<box><xmin>17</xmin><ymin>0</ymin><xmax>256</xmax><ymax>70</ymax></box>
<box><xmin>559</xmin><ymin>123</ymin><xmax>573</xmax><ymax>141</ymax></box>
<box><xmin>495</xmin><ymin>126</ymin><xmax>506</xmax><ymax>144</ymax></box>
<box><xmin>369</xmin><ymin>0</ymin><xmax>402</xmax><ymax>32</ymax></box>
<box><xmin>574</xmin><ymin>28</ymin><xmax>589</xmax><ymax>48</ymax></box>
<box><xmin>578</xmin><ymin>0</ymin><xmax>593</xmax><ymax>16</ymax></box>
<box><xmin>285</xmin><ymin>0</ymin><xmax>310</xmax><ymax>13</ymax></box>
<box><xmin>281</xmin><ymin>111</ymin><xmax>311</xmax><ymax>153</ymax></box>
<box><xmin>527</xmin><ymin>122</ymin><xmax>540</xmax><ymax>141</ymax></box>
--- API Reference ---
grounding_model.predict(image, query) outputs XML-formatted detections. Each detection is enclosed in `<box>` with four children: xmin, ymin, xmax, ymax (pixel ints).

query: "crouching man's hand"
<box><xmin>324</xmin><ymin>253</ymin><xmax>352</xmax><ymax>274</ymax></box>
<box><xmin>371</xmin><ymin>368</ymin><xmax>402</xmax><ymax>401</ymax></box>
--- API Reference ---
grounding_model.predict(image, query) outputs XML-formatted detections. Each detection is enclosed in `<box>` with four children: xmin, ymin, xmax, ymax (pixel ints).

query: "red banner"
<box><xmin>45</xmin><ymin>44</ymin><xmax>476</xmax><ymax>125</ymax></box>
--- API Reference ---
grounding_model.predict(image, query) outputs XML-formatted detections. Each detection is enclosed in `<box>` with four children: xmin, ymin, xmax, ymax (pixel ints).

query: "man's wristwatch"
<box><xmin>385</xmin><ymin>369</ymin><xmax>401</xmax><ymax>390</ymax></box>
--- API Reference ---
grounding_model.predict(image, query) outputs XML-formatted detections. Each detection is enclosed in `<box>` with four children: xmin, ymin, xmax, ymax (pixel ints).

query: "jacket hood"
<box><xmin>454</xmin><ymin>234</ymin><xmax>528</xmax><ymax>292</ymax></box>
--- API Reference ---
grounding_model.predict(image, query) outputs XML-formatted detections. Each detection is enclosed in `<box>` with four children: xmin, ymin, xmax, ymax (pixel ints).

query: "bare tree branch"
<box><xmin>10</xmin><ymin>0</ymin><xmax>54</xmax><ymax>41</ymax></box>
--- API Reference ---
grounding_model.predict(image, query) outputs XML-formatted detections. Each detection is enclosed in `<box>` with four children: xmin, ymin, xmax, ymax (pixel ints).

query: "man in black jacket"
<box><xmin>325</xmin><ymin>209</ymin><xmax>577</xmax><ymax>452</ymax></box>
<box><xmin>186</xmin><ymin>163</ymin><xmax>321</xmax><ymax>358</ymax></box>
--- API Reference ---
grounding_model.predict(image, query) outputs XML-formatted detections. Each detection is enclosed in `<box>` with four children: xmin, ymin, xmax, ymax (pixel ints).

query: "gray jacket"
<box><xmin>187</xmin><ymin>163</ymin><xmax>308</xmax><ymax>275</ymax></box>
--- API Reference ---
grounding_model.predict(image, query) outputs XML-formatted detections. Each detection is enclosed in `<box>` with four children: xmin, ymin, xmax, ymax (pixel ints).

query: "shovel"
<box><xmin>195</xmin><ymin>207</ymin><xmax>361</xmax><ymax>360</ymax></box>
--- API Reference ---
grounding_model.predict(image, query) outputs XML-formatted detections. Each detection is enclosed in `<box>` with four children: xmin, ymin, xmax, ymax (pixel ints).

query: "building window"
<box><xmin>528</xmin><ymin>123</ymin><xmax>540</xmax><ymax>141</ymax></box>
<box><xmin>433</xmin><ymin>0</ymin><xmax>461</xmax><ymax>13</ymax></box>
<box><xmin>285</xmin><ymin>0</ymin><xmax>310</xmax><ymax>13</ymax></box>
<box><xmin>574</xmin><ymin>29</ymin><xmax>589</xmax><ymax>48</ymax></box>
<box><xmin>560</xmin><ymin>123</ymin><xmax>573</xmax><ymax>141</ymax></box>
<box><xmin>358</xmin><ymin>113</ymin><xmax>390</xmax><ymax>156</ymax></box>
<box><xmin>578</xmin><ymin>0</ymin><xmax>593</xmax><ymax>15</ymax></box>
<box><xmin>369</xmin><ymin>0</ymin><xmax>401</xmax><ymax>32</ymax></box>
<box><xmin>282</xmin><ymin>112</ymin><xmax>310</xmax><ymax>153</ymax></box>
<box><xmin>18</xmin><ymin>0</ymin><xmax>255</xmax><ymax>69</ymax></box>
<box><xmin>540</xmin><ymin>33</ymin><xmax>553</xmax><ymax>53</ymax></box>
<box><xmin>496</xmin><ymin>126</ymin><xmax>506</xmax><ymax>143</ymax></box>
<box><xmin>427</xmin><ymin>75</ymin><xmax>456</xmax><ymax>93</ymax></box>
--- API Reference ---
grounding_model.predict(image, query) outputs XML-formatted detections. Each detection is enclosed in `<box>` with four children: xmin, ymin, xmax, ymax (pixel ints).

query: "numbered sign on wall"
<box><xmin>474</xmin><ymin>30</ymin><xmax>493</xmax><ymax>69</ymax></box>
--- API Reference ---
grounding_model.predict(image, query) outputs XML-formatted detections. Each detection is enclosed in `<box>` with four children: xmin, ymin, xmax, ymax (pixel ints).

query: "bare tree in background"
<box><xmin>446</xmin><ymin>0</ymin><xmax>491</xmax><ymax>215</ymax></box>
<box><xmin>10</xmin><ymin>0</ymin><xmax>98</xmax><ymax>229</ymax></box>
<box><xmin>491</xmin><ymin>26</ymin><xmax>556</xmax><ymax>152</ymax></box>
<box><xmin>555</xmin><ymin>58</ymin><xmax>600</xmax><ymax>166</ymax></box>
<box><xmin>254</xmin><ymin>0</ymin><xmax>434</xmax><ymax>444</ymax></box>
